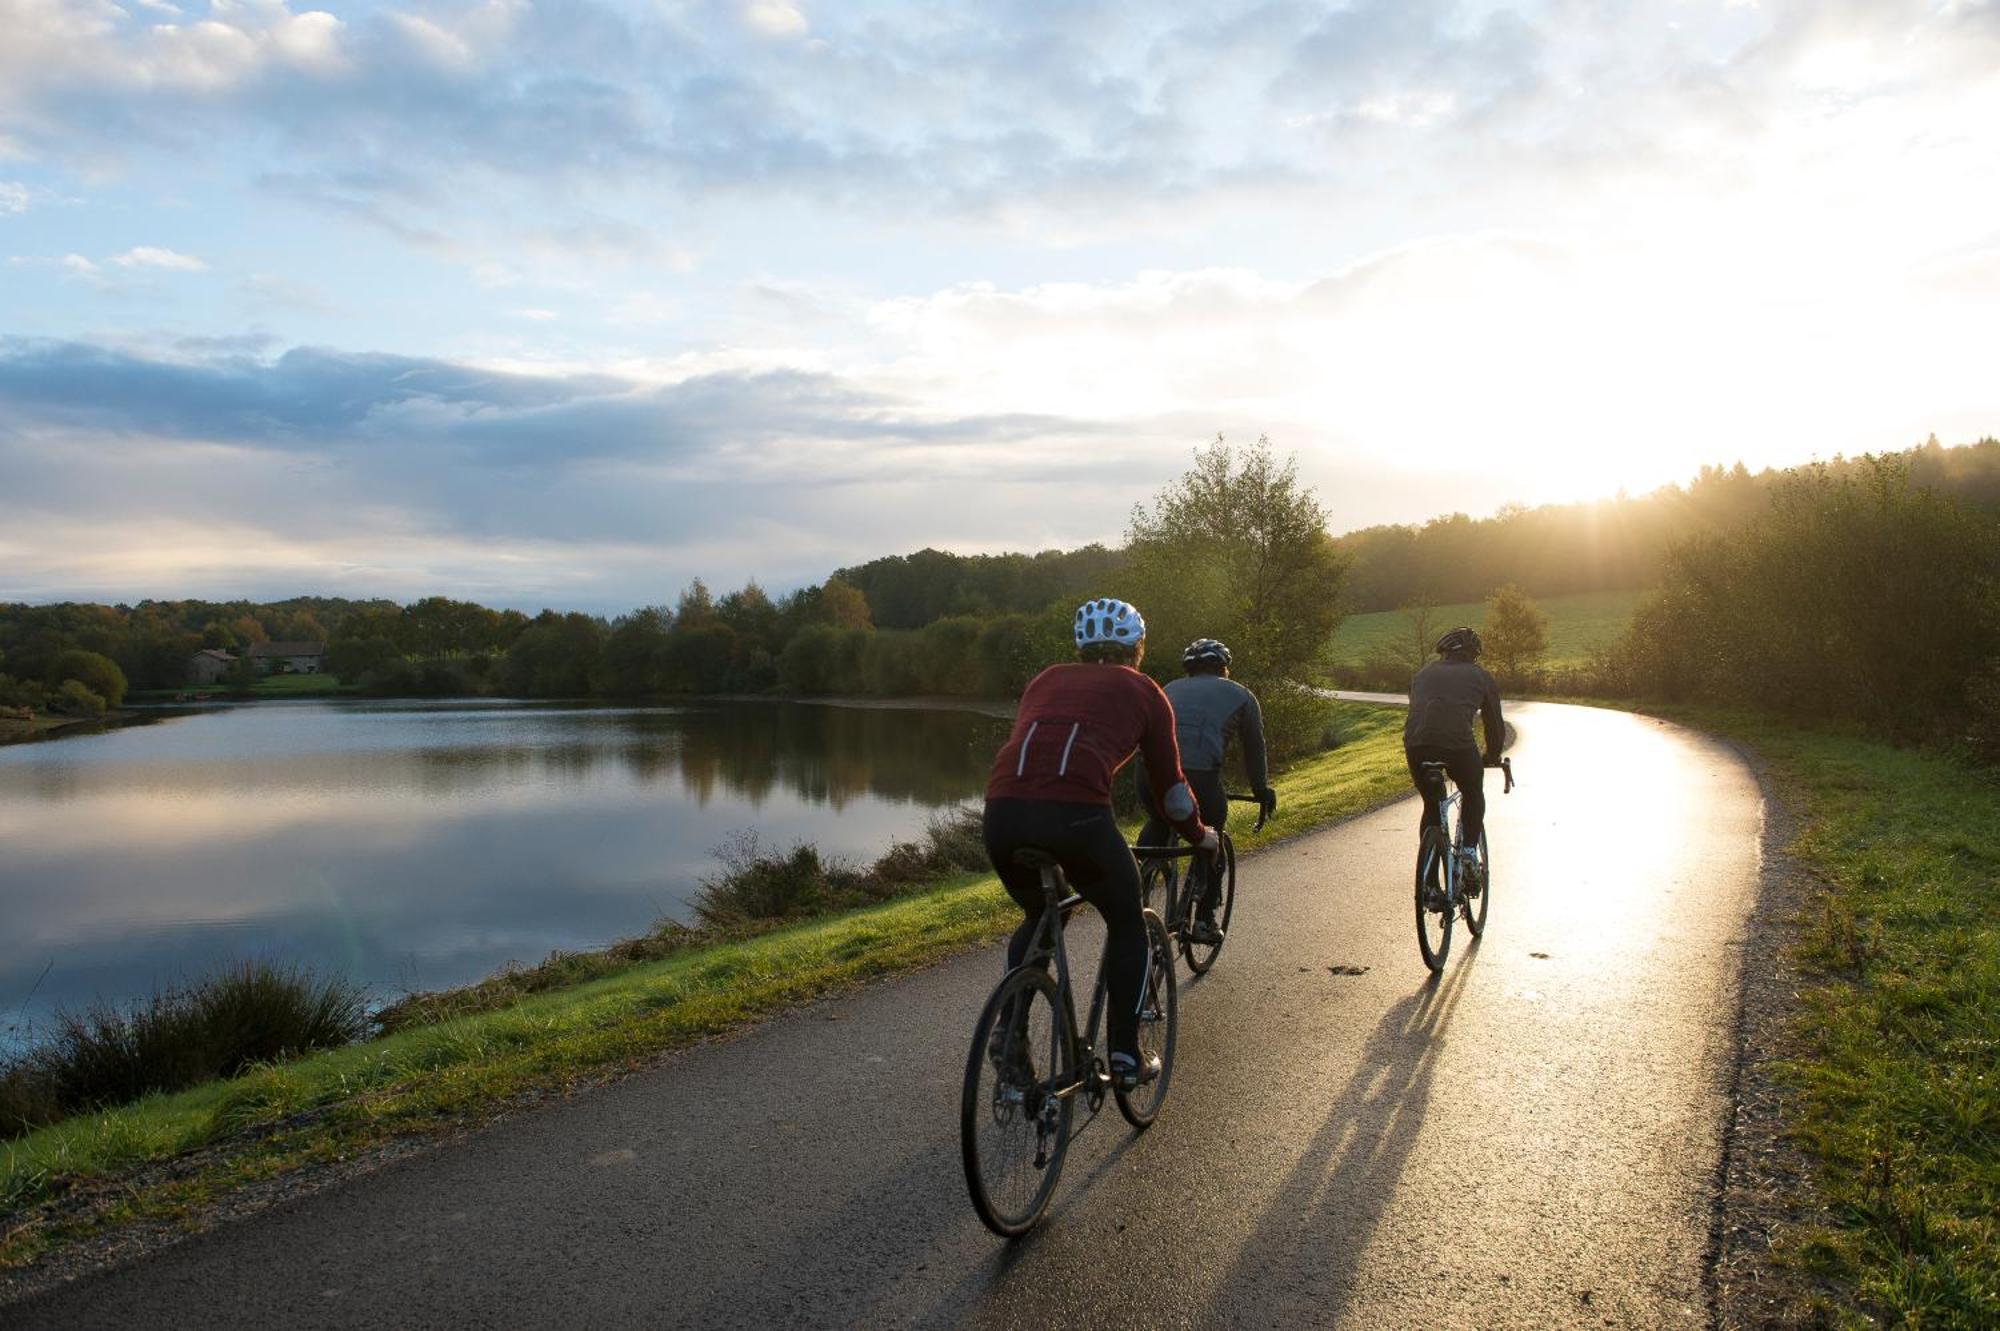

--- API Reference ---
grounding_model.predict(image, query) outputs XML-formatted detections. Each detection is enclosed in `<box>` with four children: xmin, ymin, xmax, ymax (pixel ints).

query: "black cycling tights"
<box><xmin>983</xmin><ymin>797</ymin><xmax>1147</xmax><ymax>1057</ymax></box>
<box><xmin>1405</xmin><ymin>744</ymin><xmax>1486</xmax><ymax>846</ymax></box>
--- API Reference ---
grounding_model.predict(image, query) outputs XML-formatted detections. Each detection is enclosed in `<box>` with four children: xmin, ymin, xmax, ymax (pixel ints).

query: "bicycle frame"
<box><xmin>1418</xmin><ymin>766</ymin><xmax>1463</xmax><ymax>891</ymax></box>
<box><xmin>1134</xmin><ymin>791</ymin><xmax>1266</xmax><ymax>930</ymax></box>
<box><xmin>1017</xmin><ymin>865</ymin><xmax>1114</xmax><ymax>1103</ymax></box>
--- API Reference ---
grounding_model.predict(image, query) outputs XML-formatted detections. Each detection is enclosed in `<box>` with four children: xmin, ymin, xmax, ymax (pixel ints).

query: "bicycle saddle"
<box><xmin>1012</xmin><ymin>848</ymin><xmax>1059</xmax><ymax>870</ymax></box>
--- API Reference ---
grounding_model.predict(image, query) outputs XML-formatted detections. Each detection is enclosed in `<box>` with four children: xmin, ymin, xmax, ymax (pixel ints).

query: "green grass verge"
<box><xmin>0</xmin><ymin>702</ymin><xmax>1414</xmax><ymax>1270</ymax></box>
<box><xmin>1331</xmin><ymin>588</ymin><xmax>1645</xmax><ymax>668</ymax></box>
<box><xmin>1661</xmin><ymin>709</ymin><xmax>1998</xmax><ymax>1328</ymax></box>
<box><xmin>248</xmin><ymin>674</ymin><xmax>354</xmax><ymax>697</ymax></box>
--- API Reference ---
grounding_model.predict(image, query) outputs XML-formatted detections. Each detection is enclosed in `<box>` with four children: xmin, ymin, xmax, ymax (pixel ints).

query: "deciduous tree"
<box><xmin>1483</xmin><ymin>583</ymin><xmax>1551</xmax><ymax>680</ymax></box>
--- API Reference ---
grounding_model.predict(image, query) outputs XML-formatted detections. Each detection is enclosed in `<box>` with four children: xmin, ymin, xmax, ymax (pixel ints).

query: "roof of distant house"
<box><xmin>194</xmin><ymin>648</ymin><xmax>237</xmax><ymax>662</ymax></box>
<box><xmin>248</xmin><ymin>641</ymin><xmax>327</xmax><ymax>658</ymax></box>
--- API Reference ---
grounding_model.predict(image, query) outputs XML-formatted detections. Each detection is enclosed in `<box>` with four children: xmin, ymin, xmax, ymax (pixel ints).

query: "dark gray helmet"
<box><xmin>1435</xmin><ymin>626</ymin><xmax>1482</xmax><ymax>658</ymax></box>
<box><xmin>1182</xmin><ymin>638</ymin><xmax>1231</xmax><ymax>668</ymax></box>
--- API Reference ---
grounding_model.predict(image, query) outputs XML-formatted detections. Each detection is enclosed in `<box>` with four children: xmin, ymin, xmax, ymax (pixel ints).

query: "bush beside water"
<box><xmin>1</xmin><ymin>962</ymin><xmax>368</xmax><ymax>1138</ymax></box>
<box><xmin>692</xmin><ymin>807</ymin><xmax>989</xmax><ymax>928</ymax></box>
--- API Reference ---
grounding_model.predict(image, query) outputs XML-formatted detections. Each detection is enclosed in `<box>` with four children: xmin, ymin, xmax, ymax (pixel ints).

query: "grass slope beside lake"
<box><xmin>1331</xmin><ymin>588</ymin><xmax>1645</xmax><ymax>668</ymax></box>
<box><xmin>1675</xmin><ymin>712</ymin><xmax>1999</xmax><ymax>1329</ymax></box>
<box><xmin>0</xmin><ymin>702</ymin><xmax>1413</xmax><ymax>1274</ymax></box>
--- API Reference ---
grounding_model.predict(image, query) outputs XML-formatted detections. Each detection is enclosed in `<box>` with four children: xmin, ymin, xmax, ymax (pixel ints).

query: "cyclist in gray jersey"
<box><xmin>1405</xmin><ymin>625</ymin><xmax>1505</xmax><ymax>892</ymax></box>
<box><xmin>1137</xmin><ymin>638</ymin><xmax>1277</xmax><ymax>945</ymax></box>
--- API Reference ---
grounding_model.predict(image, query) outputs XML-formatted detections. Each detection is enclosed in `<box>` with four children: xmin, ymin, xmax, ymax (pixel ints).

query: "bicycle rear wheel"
<box><xmin>1116</xmin><ymin>909</ymin><xmax>1177</xmax><ymax>1128</ymax></box>
<box><xmin>962</xmin><ymin>967</ymin><xmax>1074</xmax><ymax>1237</ymax></box>
<box><xmin>1462</xmin><ymin>828</ymin><xmax>1490</xmax><ymax>938</ymax></box>
<box><xmin>1415</xmin><ymin>826</ymin><xmax>1453</xmax><ymax>973</ymax></box>
<box><xmin>1180</xmin><ymin>833</ymin><xmax>1235</xmax><ymax>975</ymax></box>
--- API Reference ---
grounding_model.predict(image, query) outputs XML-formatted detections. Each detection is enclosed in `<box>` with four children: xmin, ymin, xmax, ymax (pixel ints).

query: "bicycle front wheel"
<box><xmin>1463</xmin><ymin>828</ymin><xmax>1491</xmax><ymax>938</ymax></box>
<box><xmin>962</xmin><ymin>967</ymin><xmax>1075</xmax><ymax>1237</ymax></box>
<box><xmin>1140</xmin><ymin>858</ymin><xmax>1175</xmax><ymax>933</ymax></box>
<box><xmin>1181</xmin><ymin>833</ymin><xmax>1235</xmax><ymax>975</ymax></box>
<box><xmin>1116</xmin><ymin>909</ymin><xmax>1177</xmax><ymax>1128</ymax></box>
<box><xmin>1415</xmin><ymin>826</ymin><xmax>1453</xmax><ymax>973</ymax></box>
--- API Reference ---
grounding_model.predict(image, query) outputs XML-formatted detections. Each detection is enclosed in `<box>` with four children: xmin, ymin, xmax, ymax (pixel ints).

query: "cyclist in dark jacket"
<box><xmin>985</xmin><ymin>597</ymin><xmax>1214</xmax><ymax>1090</ymax></box>
<box><xmin>1405</xmin><ymin>626</ymin><xmax>1504</xmax><ymax>884</ymax></box>
<box><xmin>1136</xmin><ymin>638</ymin><xmax>1276</xmax><ymax>944</ymax></box>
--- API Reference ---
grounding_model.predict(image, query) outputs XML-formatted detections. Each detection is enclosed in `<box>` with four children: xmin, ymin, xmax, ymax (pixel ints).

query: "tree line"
<box><xmin>1592</xmin><ymin>456</ymin><xmax>2000</xmax><ymax>750</ymax></box>
<box><xmin>7</xmin><ymin>433</ymin><xmax>1996</xmax><ymax>757</ymax></box>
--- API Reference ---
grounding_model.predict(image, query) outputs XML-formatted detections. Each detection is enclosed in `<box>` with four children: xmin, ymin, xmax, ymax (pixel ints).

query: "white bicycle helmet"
<box><xmin>1073</xmin><ymin>597</ymin><xmax>1146</xmax><ymax>650</ymax></box>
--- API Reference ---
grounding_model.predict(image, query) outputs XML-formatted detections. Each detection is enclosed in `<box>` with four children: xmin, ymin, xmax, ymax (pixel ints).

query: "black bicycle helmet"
<box><xmin>1181</xmin><ymin>638</ymin><xmax>1232</xmax><ymax>669</ymax></box>
<box><xmin>1434</xmin><ymin>626</ymin><xmax>1482</xmax><ymax>658</ymax></box>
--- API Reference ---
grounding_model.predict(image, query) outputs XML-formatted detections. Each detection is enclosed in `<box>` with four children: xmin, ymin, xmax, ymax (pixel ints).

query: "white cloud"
<box><xmin>110</xmin><ymin>245</ymin><xmax>207</xmax><ymax>270</ymax></box>
<box><xmin>0</xmin><ymin>180</ymin><xmax>29</xmax><ymax>214</ymax></box>
<box><xmin>0</xmin><ymin>0</ymin><xmax>350</xmax><ymax>111</ymax></box>
<box><xmin>743</xmin><ymin>1</ymin><xmax>809</xmax><ymax>39</ymax></box>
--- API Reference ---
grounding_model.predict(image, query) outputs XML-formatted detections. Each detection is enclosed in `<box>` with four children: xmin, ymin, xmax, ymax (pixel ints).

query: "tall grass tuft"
<box><xmin>694</xmin><ymin>805</ymin><xmax>989</xmax><ymax>927</ymax></box>
<box><xmin>692</xmin><ymin>833</ymin><xmax>866</xmax><ymax>928</ymax></box>
<box><xmin>1</xmin><ymin>962</ymin><xmax>368</xmax><ymax>1138</ymax></box>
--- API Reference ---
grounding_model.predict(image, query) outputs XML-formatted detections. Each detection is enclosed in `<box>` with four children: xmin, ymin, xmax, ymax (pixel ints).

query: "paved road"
<box><xmin>12</xmin><ymin>702</ymin><xmax>1764</xmax><ymax>1329</ymax></box>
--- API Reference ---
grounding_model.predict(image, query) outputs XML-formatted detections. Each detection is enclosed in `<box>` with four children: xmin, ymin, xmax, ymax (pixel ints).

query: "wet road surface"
<box><xmin>11</xmin><ymin>702</ymin><xmax>1765</xmax><ymax>1329</ymax></box>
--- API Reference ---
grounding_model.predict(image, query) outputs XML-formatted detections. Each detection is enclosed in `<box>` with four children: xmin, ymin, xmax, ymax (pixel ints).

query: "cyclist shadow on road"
<box><xmin>1203</xmin><ymin>959</ymin><xmax>1477</xmax><ymax>1326</ymax></box>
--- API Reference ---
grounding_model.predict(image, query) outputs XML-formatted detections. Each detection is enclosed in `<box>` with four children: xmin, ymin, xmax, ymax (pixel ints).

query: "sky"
<box><xmin>2</xmin><ymin>0</ymin><xmax>1996</xmax><ymax>612</ymax></box>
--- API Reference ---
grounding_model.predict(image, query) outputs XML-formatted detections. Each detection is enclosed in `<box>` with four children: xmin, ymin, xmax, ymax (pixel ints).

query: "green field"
<box><xmin>1330</xmin><ymin>588</ymin><xmax>1647</xmax><ymax>669</ymax></box>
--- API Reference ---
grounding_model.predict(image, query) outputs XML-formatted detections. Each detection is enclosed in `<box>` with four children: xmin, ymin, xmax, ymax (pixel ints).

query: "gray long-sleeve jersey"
<box><xmin>1403</xmin><ymin>658</ymin><xmax>1504</xmax><ymax>756</ymax></box>
<box><xmin>1162</xmin><ymin>673</ymin><xmax>1270</xmax><ymax>789</ymax></box>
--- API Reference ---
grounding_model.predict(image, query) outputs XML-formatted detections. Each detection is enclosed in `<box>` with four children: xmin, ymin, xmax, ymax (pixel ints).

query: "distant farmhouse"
<box><xmin>248</xmin><ymin>641</ymin><xmax>328</xmax><ymax>675</ymax></box>
<box><xmin>188</xmin><ymin>648</ymin><xmax>237</xmax><ymax>685</ymax></box>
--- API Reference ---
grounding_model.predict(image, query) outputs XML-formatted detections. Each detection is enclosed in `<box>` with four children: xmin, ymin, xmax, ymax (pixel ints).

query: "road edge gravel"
<box><xmin>1702</xmin><ymin>739</ymin><xmax>1840</xmax><ymax>1330</ymax></box>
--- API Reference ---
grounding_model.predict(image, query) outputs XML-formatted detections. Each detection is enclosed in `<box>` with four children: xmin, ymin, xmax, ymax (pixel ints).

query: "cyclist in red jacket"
<box><xmin>984</xmin><ymin>597</ymin><xmax>1215</xmax><ymax>1090</ymax></box>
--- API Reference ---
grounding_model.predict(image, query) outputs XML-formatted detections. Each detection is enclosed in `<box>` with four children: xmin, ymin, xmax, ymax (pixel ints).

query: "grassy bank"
<box><xmin>1330</xmin><ymin>587</ymin><xmax>1644</xmax><ymax>670</ymax></box>
<box><xmin>1668</xmin><ymin>710</ymin><xmax>1998</xmax><ymax>1327</ymax></box>
<box><xmin>0</xmin><ymin>701</ymin><xmax>1413</xmax><ymax>1273</ymax></box>
<box><xmin>133</xmin><ymin>667</ymin><xmax>358</xmax><ymax>699</ymax></box>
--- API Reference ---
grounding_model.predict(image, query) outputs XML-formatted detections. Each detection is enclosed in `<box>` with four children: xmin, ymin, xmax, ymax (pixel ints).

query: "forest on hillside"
<box><xmin>830</xmin><ymin>436</ymin><xmax>2000</xmax><ymax>617</ymax></box>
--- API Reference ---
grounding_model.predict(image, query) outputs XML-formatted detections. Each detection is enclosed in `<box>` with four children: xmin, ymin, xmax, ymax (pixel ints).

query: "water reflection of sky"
<box><xmin>0</xmin><ymin>699</ymin><xmax>1007</xmax><ymax>1044</ymax></box>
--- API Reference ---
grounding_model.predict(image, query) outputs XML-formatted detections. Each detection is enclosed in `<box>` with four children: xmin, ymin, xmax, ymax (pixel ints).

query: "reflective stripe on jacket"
<box><xmin>987</xmin><ymin>663</ymin><xmax>1207</xmax><ymax>842</ymax></box>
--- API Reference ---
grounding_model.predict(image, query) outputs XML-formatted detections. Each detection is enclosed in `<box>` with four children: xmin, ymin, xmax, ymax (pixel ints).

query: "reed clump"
<box><xmin>1</xmin><ymin>962</ymin><xmax>368</xmax><ymax>1138</ymax></box>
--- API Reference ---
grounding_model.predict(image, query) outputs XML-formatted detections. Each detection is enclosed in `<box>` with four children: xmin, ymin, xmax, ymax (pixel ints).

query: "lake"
<box><xmin>0</xmin><ymin>698</ymin><xmax>1009</xmax><ymax>1045</ymax></box>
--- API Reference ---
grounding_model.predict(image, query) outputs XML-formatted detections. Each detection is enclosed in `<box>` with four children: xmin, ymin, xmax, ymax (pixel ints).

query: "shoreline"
<box><xmin>0</xmin><ymin>710</ymin><xmax>143</xmax><ymax>747</ymax></box>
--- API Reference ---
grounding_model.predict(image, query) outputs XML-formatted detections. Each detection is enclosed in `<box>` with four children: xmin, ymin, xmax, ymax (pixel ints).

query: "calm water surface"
<box><xmin>0</xmin><ymin>698</ymin><xmax>1007</xmax><ymax>1042</ymax></box>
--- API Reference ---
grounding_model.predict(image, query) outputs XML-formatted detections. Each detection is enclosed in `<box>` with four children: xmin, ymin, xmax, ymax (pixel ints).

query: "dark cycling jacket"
<box><xmin>986</xmin><ymin>663</ymin><xmax>1207</xmax><ymax>842</ymax></box>
<box><xmin>1163</xmin><ymin>674</ymin><xmax>1269</xmax><ymax>790</ymax></box>
<box><xmin>1403</xmin><ymin>658</ymin><xmax>1504</xmax><ymax>757</ymax></box>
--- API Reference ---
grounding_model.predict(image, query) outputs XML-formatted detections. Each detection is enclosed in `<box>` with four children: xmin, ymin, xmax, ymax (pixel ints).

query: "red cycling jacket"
<box><xmin>986</xmin><ymin>663</ymin><xmax>1208</xmax><ymax>843</ymax></box>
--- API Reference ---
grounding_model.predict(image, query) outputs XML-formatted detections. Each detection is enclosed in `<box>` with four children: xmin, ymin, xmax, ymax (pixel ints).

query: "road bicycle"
<box><xmin>1413</xmin><ymin>757</ymin><xmax>1513</xmax><ymax>973</ymax></box>
<box><xmin>960</xmin><ymin>848</ymin><xmax>1177</xmax><ymax>1237</ymax></box>
<box><xmin>1138</xmin><ymin>793</ymin><xmax>1269</xmax><ymax>975</ymax></box>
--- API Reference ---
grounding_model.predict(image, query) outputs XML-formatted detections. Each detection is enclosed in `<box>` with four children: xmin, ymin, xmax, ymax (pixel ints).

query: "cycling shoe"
<box><xmin>1108</xmin><ymin>1050</ymin><xmax>1161</xmax><ymax>1091</ymax></box>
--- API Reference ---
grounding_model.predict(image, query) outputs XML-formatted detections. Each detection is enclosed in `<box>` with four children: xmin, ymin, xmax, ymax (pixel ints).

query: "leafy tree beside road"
<box><xmin>1482</xmin><ymin>583</ymin><xmax>1551</xmax><ymax>682</ymax></box>
<box><xmin>1122</xmin><ymin>436</ymin><xmax>1350</xmax><ymax>756</ymax></box>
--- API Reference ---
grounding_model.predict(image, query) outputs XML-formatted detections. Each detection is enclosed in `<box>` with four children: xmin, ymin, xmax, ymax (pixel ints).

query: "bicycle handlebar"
<box><xmin>1225</xmin><ymin>791</ymin><xmax>1271</xmax><ymax>833</ymax></box>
